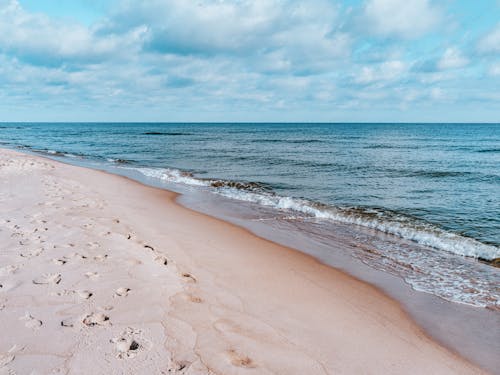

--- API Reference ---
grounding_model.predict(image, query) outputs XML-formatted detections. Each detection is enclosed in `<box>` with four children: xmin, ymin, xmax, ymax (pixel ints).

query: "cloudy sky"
<box><xmin>1</xmin><ymin>0</ymin><xmax>499</xmax><ymax>122</ymax></box>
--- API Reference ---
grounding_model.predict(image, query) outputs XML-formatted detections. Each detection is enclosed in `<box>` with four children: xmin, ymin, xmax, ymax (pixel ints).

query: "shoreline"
<box><xmin>179</xmin><ymin>191</ymin><xmax>500</xmax><ymax>373</ymax></box>
<box><xmin>0</xmin><ymin>148</ymin><xmax>490</xmax><ymax>374</ymax></box>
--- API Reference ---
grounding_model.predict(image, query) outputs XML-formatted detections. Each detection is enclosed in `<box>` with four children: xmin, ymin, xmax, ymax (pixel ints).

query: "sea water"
<box><xmin>1</xmin><ymin>122</ymin><xmax>499</xmax><ymax>308</ymax></box>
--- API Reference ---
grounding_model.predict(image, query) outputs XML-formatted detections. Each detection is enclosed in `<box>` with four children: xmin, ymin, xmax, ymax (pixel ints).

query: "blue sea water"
<box><xmin>1</xmin><ymin>122</ymin><xmax>499</xmax><ymax>307</ymax></box>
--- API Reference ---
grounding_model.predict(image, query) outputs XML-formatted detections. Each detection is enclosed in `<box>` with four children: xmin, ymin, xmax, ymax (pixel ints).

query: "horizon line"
<box><xmin>1</xmin><ymin>121</ymin><xmax>499</xmax><ymax>125</ymax></box>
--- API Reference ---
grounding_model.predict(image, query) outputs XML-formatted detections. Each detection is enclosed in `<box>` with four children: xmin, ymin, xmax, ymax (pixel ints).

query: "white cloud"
<box><xmin>0</xmin><ymin>0</ymin><xmax>498</xmax><ymax>121</ymax></box>
<box><xmin>362</xmin><ymin>0</ymin><xmax>441</xmax><ymax>38</ymax></box>
<box><xmin>478</xmin><ymin>22</ymin><xmax>500</xmax><ymax>54</ymax></box>
<box><xmin>354</xmin><ymin>60</ymin><xmax>407</xmax><ymax>84</ymax></box>
<box><xmin>0</xmin><ymin>0</ymin><xmax>145</xmax><ymax>65</ymax></box>
<box><xmin>430</xmin><ymin>87</ymin><xmax>447</xmax><ymax>101</ymax></box>
<box><xmin>488</xmin><ymin>62</ymin><xmax>500</xmax><ymax>76</ymax></box>
<box><xmin>437</xmin><ymin>47</ymin><xmax>468</xmax><ymax>70</ymax></box>
<box><xmin>103</xmin><ymin>0</ymin><xmax>351</xmax><ymax>74</ymax></box>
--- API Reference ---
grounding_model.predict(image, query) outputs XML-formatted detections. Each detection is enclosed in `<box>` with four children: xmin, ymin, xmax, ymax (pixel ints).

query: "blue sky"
<box><xmin>1</xmin><ymin>0</ymin><xmax>499</xmax><ymax>122</ymax></box>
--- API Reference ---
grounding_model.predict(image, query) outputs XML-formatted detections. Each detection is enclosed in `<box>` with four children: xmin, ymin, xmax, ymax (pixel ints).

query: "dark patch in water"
<box><xmin>402</xmin><ymin>170</ymin><xmax>473</xmax><ymax>178</ymax></box>
<box><xmin>143</xmin><ymin>132</ymin><xmax>192</xmax><ymax>136</ymax></box>
<box><xmin>364</xmin><ymin>144</ymin><xmax>395</xmax><ymax>149</ymax></box>
<box><xmin>259</xmin><ymin>157</ymin><xmax>337</xmax><ymax>169</ymax></box>
<box><xmin>476</xmin><ymin>148</ymin><xmax>500</xmax><ymax>153</ymax></box>
<box><xmin>289</xmin><ymin>139</ymin><xmax>323</xmax><ymax>144</ymax></box>
<box><xmin>251</xmin><ymin>139</ymin><xmax>323</xmax><ymax>144</ymax></box>
<box><xmin>109</xmin><ymin>158</ymin><xmax>133</xmax><ymax>164</ymax></box>
<box><xmin>208</xmin><ymin>179</ymin><xmax>271</xmax><ymax>192</ymax></box>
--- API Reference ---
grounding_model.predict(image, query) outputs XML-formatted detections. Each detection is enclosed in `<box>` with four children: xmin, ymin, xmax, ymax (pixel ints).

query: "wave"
<box><xmin>215</xmin><ymin>190</ymin><xmax>499</xmax><ymax>260</ymax></box>
<box><xmin>45</xmin><ymin>150</ymin><xmax>66</xmax><ymax>156</ymax></box>
<box><xmin>393</xmin><ymin>169</ymin><xmax>499</xmax><ymax>182</ymax></box>
<box><xmin>476</xmin><ymin>148</ymin><xmax>500</xmax><ymax>153</ymax></box>
<box><xmin>250</xmin><ymin>139</ymin><xmax>323</xmax><ymax>144</ymax></box>
<box><xmin>29</xmin><ymin>147</ymin><xmax>133</xmax><ymax>164</ymax></box>
<box><xmin>34</xmin><ymin>149</ymin><xmax>85</xmax><ymax>159</ymax></box>
<box><xmin>134</xmin><ymin>167</ymin><xmax>208</xmax><ymax>186</ymax></box>
<box><xmin>404</xmin><ymin>170</ymin><xmax>473</xmax><ymax>178</ymax></box>
<box><xmin>143</xmin><ymin>132</ymin><xmax>192</xmax><ymax>136</ymax></box>
<box><xmin>16</xmin><ymin>144</ymin><xmax>32</xmax><ymax>149</ymax></box>
<box><xmin>130</xmin><ymin>166</ymin><xmax>499</xmax><ymax>261</ymax></box>
<box><xmin>106</xmin><ymin>158</ymin><xmax>133</xmax><ymax>164</ymax></box>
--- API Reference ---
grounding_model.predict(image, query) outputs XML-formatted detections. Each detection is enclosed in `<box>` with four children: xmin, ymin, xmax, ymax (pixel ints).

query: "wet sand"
<box><xmin>0</xmin><ymin>148</ymin><xmax>488</xmax><ymax>374</ymax></box>
<box><xmin>178</xmin><ymin>192</ymin><xmax>500</xmax><ymax>374</ymax></box>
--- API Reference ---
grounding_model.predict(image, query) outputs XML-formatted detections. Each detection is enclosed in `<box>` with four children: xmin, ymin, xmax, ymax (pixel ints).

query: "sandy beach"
<box><xmin>0</xmin><ymin>148</ymin><xmax>488</xmax><ymax>374</ymax></box>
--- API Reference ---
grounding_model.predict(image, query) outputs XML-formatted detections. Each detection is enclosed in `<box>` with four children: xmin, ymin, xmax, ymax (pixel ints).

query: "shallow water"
<box><xmin>1</xmin><ymin>122</ymin><xmax>499</xmax><ymax>308</ymax></box>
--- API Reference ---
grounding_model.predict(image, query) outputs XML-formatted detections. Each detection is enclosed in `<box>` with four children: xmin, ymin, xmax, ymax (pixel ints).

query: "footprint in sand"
<box><xmin>60</xmin><ymin>318</ymin><xmax>75</xmax><ymax>328</ymax></box>
<box><xmin>93</xmin><ymin>254</ymin><xmax>108</xmax><ymax>262</ymax></box>
<box><xmin>10</xmin><ymin>231</ymin><xmax>24</xmax><ymax>239</ymax></box>
<box><xmin>82</xmin><ymin>312</ymin><xmax>109</xmax><ymax>327</ymax></box>
<box><xmin>52</xmin><ymin>258</ymin><xmax>68</xmax><ymax>266</ymax></box>
<box><xmin>70</xmin><ymin>253</ymin><xmax>88</xmax><ymax>260</ymax></box>
<box><xmin>19</xmin><ymin>313</ymin><xmax>42</xmax><ymax>330</ymax></box>
<box><xmin>111</xmin><ymin>328</ymin><xmax>148</xmax><ymax>359</ymax></box>
<box><xmin>172</xmin><ymin>361</ymin><xmax>192</xmax><ymax>372</ymax></box>
<box><xmin>0</xmin><ymin>367</ymin><xmax>17</xmax><ymax>375</ymax></box>
<box><xmin>0</xmin><ymin>265</ymin><xmax>18</xmax><ymax>276</ymax></box>
<box><xmin>188</xmin><ymin>295</ymin><xmax>203</xmax><ymax>304</ymax></box>
<box><xmin>84</xmin><ymin>272</ymin><xmax>99</xmax><ymax>280</ymax></box>
<box><xmin>181</xmin><ymin>273</ymin><xmax>197</xmax><ymax>283</ymax></box>
<box><xmin>19</xmin><ymin>248</ymin><xmax>43</xmax><ymax>258</ymax></box>
<box><xmin>56</xmin><ymin>290</ymin><xmax>93</xmax><ymax>300</ymax></box>
<box><xmin>115</xmin><ymin>287</ymin><xmax>131</xmax><ymax>297</ymax></box>
<box><xmin>227</xmin><ymin>349</ymin><xmax>255</xmax><ymax>368</ymax></box>
<box><xmin>0</xmin><ymin>353</ymin><xmax>15</xmax><ymax>369</ymax></box>
<box><xmin>77</xmin><ymin>290</ymin><xmax>93</xmax><ymax>299</ymax></box>
<box><xmin>33</xmin><ymin>273</ymin><xmax>61</xmax><ymax>285</ymax></box>
<box><xmin>0</xmin><ymin>281</ymin><xmax>20</xmax><ymax>293</ymax></box>
<box><xmin>154</xmin><ymin>255</ymin><xmax>168</xmax><ymax>266</ymax></box>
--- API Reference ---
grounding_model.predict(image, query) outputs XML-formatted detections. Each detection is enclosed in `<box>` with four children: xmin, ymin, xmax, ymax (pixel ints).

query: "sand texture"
<box><xmin>0</xmin><ymin>149</ymin><xmax>487</xmax><ymax>374</ymax></box>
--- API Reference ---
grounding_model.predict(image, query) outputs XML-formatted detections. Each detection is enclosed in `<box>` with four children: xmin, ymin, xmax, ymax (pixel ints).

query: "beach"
<box><xmin>0</xmin><ymin>148</ymin><xmax>490</xmax><ymax>374</ymax></box>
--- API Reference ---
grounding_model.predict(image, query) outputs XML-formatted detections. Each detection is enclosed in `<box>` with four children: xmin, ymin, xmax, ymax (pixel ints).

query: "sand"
<box><xmin>0</xmin><ymin>148</ymin><xmax>488</xmax><ymax>374</ymax></box>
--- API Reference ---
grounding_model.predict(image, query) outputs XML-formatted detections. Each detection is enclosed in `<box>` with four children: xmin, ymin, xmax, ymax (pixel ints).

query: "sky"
<box><xmin>1</xmin><ymin>0</ymin><xmax>499</xmax><ymax>122</ymax></box>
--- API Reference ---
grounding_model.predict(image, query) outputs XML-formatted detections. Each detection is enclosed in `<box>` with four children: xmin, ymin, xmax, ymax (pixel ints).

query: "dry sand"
<box><xmin>0</xmin><ymin>149</ymin><xmax>488</xmax><ymax>374</ymax></box>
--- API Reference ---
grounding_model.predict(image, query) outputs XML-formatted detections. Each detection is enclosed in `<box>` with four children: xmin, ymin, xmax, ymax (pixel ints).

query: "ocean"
<box><xmin>1</xmin><ymin>122</ymin><xmax>499</xmax><ymax>308</ymax></box>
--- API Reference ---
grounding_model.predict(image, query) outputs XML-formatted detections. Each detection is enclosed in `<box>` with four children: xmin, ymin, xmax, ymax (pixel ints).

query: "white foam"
<box><xmin>214</xmin><ymin>189</ymin><xmax>500</xmax><ymax>261</ymax></box>
<box><xmin>135</xmin><ymin>167</ymin><xmax>209</xmax><ymax>187</ymax></box>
